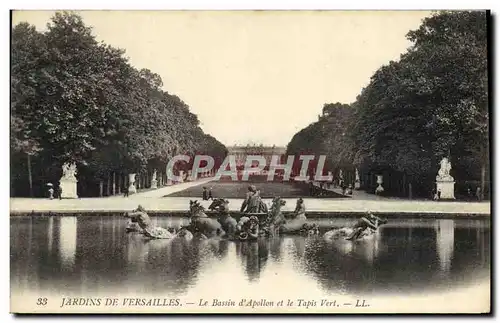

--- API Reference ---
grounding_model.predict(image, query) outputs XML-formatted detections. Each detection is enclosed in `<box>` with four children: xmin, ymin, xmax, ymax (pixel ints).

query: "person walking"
<box><xmin>340</xmin><ymin>180</ymin><xmax>347</xmax><ymax>195</ymax></box>
<box><xmin>432</xmin><ymin>188</ymin><xmax>438</xmax><ymax>200</ymax></box>
<box><xmin>309</xmin><ymin>181</ymin><xmax>315</xmax><ymax>196</ymax></box>
<box><xmin>476</xmin><ymin>187</ymin><xmax>482</xmax><ymax>202</ymax></box>
<box><xmin>48</xmin><ymin>187</ymin><xmax>54</xmax><ymax>200</ymax></box>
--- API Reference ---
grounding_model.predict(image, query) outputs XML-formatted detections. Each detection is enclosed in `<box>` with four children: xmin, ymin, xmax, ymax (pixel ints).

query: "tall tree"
<box><xmin>11</xmin><ymin>11</ymin><xmax>228</xmax><ymax>197</ymax></box>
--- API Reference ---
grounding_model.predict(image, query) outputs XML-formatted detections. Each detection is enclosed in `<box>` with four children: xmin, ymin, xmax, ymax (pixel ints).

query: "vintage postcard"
<box><xmin>10</xmin><ymin>10</ymin><xmax>491</xmax><ymax>314</ymax></box>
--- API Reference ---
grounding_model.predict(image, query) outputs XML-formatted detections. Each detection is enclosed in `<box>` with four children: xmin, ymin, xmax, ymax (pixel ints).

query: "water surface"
<box><xmin>10</xmin><ymin>215</ymin><xmax>490</xmax><ymax>298</ymax></box>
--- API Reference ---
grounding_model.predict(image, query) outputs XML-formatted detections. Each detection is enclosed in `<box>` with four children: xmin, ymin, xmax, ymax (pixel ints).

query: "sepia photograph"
<box><xmin>9</xmin><ymin>9</ymin><xmax>491</xmax><ymax>314</ymax></box>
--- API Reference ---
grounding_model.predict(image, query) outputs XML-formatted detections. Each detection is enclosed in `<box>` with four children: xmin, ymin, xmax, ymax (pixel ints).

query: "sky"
<box><xmin>12</xmin><ymin>10</ymin><xmax>433</xmax><ymax>147</ymax></box>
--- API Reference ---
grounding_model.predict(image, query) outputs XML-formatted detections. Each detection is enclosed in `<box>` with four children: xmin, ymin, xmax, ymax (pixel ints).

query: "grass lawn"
<box><xmin>165</xmin><ymin>175</ymin><xmax>348</xmax><ymax>199</ymax></box>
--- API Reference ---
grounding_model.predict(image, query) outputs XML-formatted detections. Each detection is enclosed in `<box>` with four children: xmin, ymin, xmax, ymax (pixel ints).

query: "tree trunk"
<box><xmin>112</xmin><ymin>172</ymin><xmax>116</xmax><ymax>195</ymax></box>
<box><xmin>99</xmin><ymin>180</ymin><xmax>104</xmax><ymax>197</ymax></box>
<box><xmin>409</xmin><ymin>183</ymin><xmax>413</xmax><ymax>200</ymax></box>
<box><xmin>27</xmin><ymin>153</ymin><xmax>33</xmax><ymax>197</ymax></box>
<box><xmin>402</xmin><ymin>173</ymin><xmax>406</xmax><ymax>197</ymax></box>
<box><xmin>480</xmin><ymin>143</ymin><xmax>488</xmax><ymax>200</ymax></box>
<box><xmin>106</xmin><ymin>173</ymin><xmax>111</xmax><ymax>196</ymax></box>
<box><xmin>480</xmin><ymin>163</ymin><xmax>486</xmax><ymax>200</ymax></box>
<box><xmin>117</xmin><ymin>174</ymin><xmax>121</xmax><ymax>194</ymax></box>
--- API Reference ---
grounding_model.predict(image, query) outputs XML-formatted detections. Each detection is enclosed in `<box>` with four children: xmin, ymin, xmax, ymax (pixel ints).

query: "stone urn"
<box><xmin>128</xmin><ymin>173</ymin><xmax>137</xmax><ymax>194</ymax></box>
<box><xmin>150</xmin><ymin>170</ymin><xmax>158</xmax><ymax>189</ymax></box>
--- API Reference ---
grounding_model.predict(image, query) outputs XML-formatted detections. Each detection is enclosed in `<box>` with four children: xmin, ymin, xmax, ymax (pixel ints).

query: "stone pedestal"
<box><xmin>166</xmin><ymin>178</ymin><xmax>173</xmax><ymax>186</ymax></box>
<box><xmin>178</xmin><ymin>171</ymin><xmax>184</xmax><ymax>183</ymax></box>
<box><xmin>128</xmin><ymin>173</ymin><xmax>137</xmax><ymax>194</ymax></box>
<box><xmin>187</xmin><ymin>170</ymin><xmax>193</xmax><ymax>181</ymax></box>
<box><xmin>375</xmin><ymin>175</ymin><xmax>384</xmax><ymax>194</ymax></box>
<box><xmin>60</xmin><ymin>180</ymin><xmax>78</xmax><ymax>198</ymax></box>
<box><xmin>60</xmin><ymin>162</ymin><xmax>78</xmax><ymax>198</ymax></box>
<box><xmin>436</xmin><ymin>181</ymin><xmax>455</xmax><ymax>199</ymax></box>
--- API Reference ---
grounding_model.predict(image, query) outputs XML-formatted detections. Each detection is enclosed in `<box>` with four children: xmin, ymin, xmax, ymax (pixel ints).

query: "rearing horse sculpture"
<box><xmin>209</xmin><ymin>198</ymin><xmax>237</xmax><ymax>239</ymax></box>
<box><xmin>263</xmin><ymin>197</ymin><xmax>287</xmax><ymax>237</ymax></box>
<box><xmin>188</xmin><ymin>200</ymin><xmax>225</xmax><ymax>238</ymax></box>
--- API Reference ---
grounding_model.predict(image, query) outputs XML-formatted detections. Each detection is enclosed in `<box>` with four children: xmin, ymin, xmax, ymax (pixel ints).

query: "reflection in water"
<box><xmin>292</xmin><ymin>236</ymin><xmax>306</xmax><ymax>259</ymax></box>
<box><xmin>47</xmin><ymin>217</ymin><xmax>54</xmax><ymax>254</ymax></box>
<box><xmin>240</xmin><ymin>241</ymin><xmax>260</xmax><ymax>281</ymax></box>
<box><xmin>126</xmin><ymin>234</ymin><xmax>150</xmax><ymax>272</ymax></box>
<box><xmin>269</xmin><ymin>237</ymin><xmax>283</xmax><ymax>260</ymax></box>
<box><xmin>58</xmin><ymin>217</ymin><xmax>77</xmax><ymax>269</ymax></box>
<box><xmin>435</xmin><ymin>219</ymin><xmax>454</xmax><ymax>274</ymax></box>
<box><xmin>322</xmin><ymin>230</ymin><xmax>382</xmax><ymax>264</ymax></box>
<box><xmin>10</xmin><ymin>216</ymin><xmax>490</xmax><ymax>298</ymax></box>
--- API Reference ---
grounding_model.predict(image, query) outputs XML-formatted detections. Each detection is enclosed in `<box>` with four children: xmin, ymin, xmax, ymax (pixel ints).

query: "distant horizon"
<box><xmin>12</xmin><ymin>10</ymin><xmax>434</xmax><ymax>147</ymax></box>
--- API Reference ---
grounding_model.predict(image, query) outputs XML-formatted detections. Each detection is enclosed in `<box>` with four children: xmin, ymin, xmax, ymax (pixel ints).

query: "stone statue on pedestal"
<box><xmin>375</xmin><ymin>175</ymin><xmax>384</xmax><ymax>195</ymax></box>
<box><xmin>435</xmin><ymin>157</ymin><xmax>455</xmax><ymax>199</ymax></box>
<box><xmin>437</xmin><ymin>158</ymin><xmax>454</xmax><ymax>181</ymax></box>
<box><xmin>62</xmin><ymin>163</ymin><xmax>77</xmax><ymax>181</ymax></box>
<box><xmin>60</xmin><ymin>162</ymin><xmax>78</xmax><ymax>198</ymax></box>
<box><xmin>151</xmin><ymin>169</ymin><xmax>158</xmax><ymax>189</ymax></box>
<box><xmin>355</xmin><ymin>168</ymin><xmax>361</xmax><ymax>189</ymax></box>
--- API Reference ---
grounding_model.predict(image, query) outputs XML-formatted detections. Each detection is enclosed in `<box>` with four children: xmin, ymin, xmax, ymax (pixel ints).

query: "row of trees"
<box><xmin>11</xmin><ymin>12</ymin><xmax>227</xmax><ymax>197</ymax></box>
<box><xmin>286</xmin><ymin>11</ymin><xmax>489</xmax><ymax>198</ymax></box>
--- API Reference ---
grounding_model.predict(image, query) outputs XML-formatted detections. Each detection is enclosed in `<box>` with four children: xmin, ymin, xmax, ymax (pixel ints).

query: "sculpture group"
<box><xmin>435</xmin><ymin>157</ymin><xmax>456</xmax><ymax>199</ymax></box>
<box><xmin>124</xmin><ymin>195</ymin><xmax>387</xmax><ymax>243</ymax></box>
<box><xmin>59</xmin><ymin>162</ymin><xmax>78</xmax><ymax>198</ymax></box>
